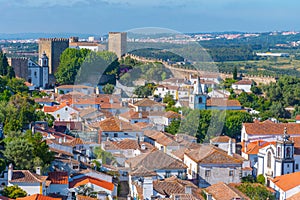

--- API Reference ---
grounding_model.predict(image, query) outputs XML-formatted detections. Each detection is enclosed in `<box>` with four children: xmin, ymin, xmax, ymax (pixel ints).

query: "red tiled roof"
<box><xmin>271</xmin><ymin>171</ymin><xmax>300</xmax><ymax>191</ymax></box>
<box><xmin>210</xmin><ymin>136</ymin><xmax>236</xmax><ymax>143</ymax></box>
<box><xmin>11</xmin><ymin>170</ymin><xmax>47</xmax><ymax>183</ymax></box>
<box><xmin>296</xmin><ymin>115</ymin><xmax>300</xmax><ymax>121</ymax></box>
<box><xmin>185</xmin><ymin>144</ymin><xmax>243</xmax><ymax>164</ymax></box>
<box><xmin>233</xmin><ymin>79</ymin><xmax>252</xmax><ymax>85</ymax></box>
<box><xmin>243</xmin><ymin>120</ymin><xmax>300</xmax><ymax>135</ymax></box>
<box><xmin>242</xmin><ymin>140</ymin><xmax>276</xmax><ymax>154</ymax></box>
<box><xmin>16</xmin><ymin>194</ymin><xmax>61</xmax><ymax>200</ymax></box>
<box><xmin>206</xmin><ymin>98</ymin><xmax>241</xmax><ymax>107</ymax></box>
<box><xmin>48</xmin><ymin>171</ymin><xmax>68</xmax><ymax>185</ymax></box>
<box><xmin>69</xmin><ymin>176</ymin><xmax>114</xmax><ymax>191</ymax></box>
<box><xmin>204</xmin><ymin>182</ymin><xmax>249</xmax><ymax>200</ymax></box>
<box><xmin>164</xmin><ymin>111</ymin><xmax>181</xmax><ymax>119</ymax></box>
<box><xmin>133</xmin><ymin>98</ymin><xmax>164</xmax><ymax>107</ymax></box>
<box><xmin>95</xmin><ymin>117</ymin><xmax>138</xmax><ymax>132</ymax></box>
<box><xmin>119</xmin><ymin>110</ymin><xmax>149</xmax><ymax>120</ymax></box>
<box><xmin>76</xmin><ymin>195</ymin><xmax>97</xmax><ymax>200</ymax></box>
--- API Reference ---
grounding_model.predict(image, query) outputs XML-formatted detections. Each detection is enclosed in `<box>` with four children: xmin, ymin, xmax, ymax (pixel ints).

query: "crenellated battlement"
<box><xmin>39</xmin><ymin>38</ymin><xmax>69</xmax><ymax>42</ymax></box>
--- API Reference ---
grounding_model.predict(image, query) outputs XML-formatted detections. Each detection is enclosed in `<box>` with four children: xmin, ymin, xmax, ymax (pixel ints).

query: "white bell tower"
<box><xmin>274</xmin><ymin>127</ymin><xmax>295</xmax><ymax>177</ymax></box>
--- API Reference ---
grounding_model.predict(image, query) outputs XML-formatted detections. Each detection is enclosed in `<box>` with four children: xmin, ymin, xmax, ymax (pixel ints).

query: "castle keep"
<box><xmin>38</xmin><ymin>38</ymin><xmax>69</xmax><ymax>74</ymax></box>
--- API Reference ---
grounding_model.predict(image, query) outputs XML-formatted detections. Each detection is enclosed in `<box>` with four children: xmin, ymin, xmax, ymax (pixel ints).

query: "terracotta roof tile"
<box><xmin>242</xmin><ymin>140</ymin><xmax>276</xmax><ymax>154</ymax></box>
<box><xmin>129</xmin><ymin>165</ymin><xmax>158</xmax><ymax>177</ymax></box>
<box><xmin>16</xmin><ymin>194</ymin><xmax>61</xmax><ymax>200</ymax></box>
<box><xmin>76</xmin><ymin>195</ymin><xmax>97</xmax><ymax>200</ymax></box>
<box><xmin>164</xmin><ymin>111</ymin><xmax>181</xmax><ymax>119</ymax></box>
<box><xmin>210</xmin><ymin>136</ymin><xmax>236</xmax><ymax>143</ymax></box>
<box><xmin>243</xmin><ymin>120</ymin><xmax>300</xmax><ymax>135</ymax></box>
<box><xmin>185</xmin><ymin>144</ymin><xmax>243</xmax><ymax>164</ymax></box>
<box><xmin>119</xmin><ymin>110</ymin><xmax>149</xmax><ymax>120</ymax></box>
<box><xmin>48</xmin><ymin>171</ymin><xmax>68</xmax><ymax>184</ymax></box>
<box><xmin>133</xmin><ymin>98</ymin><xmax>165</xmax><ymax>107</ymax></box>
<box><xmin>206</xmin><ymin>98</ymin><xmax>241</xmax><ymax>107</ymax></box>
<box><xmin>126</xmin><ymin>150</ymin><xmax>187</xmax><ymax>171</ymax></box>
<box><xmin>271</xmin><ymin>171</ymin><xmax>300</xmax><ymax>191</ymax></box>
<box><xmin>233</xmin><ymin>79</ymin><xmax>252</xmax><ymax>85</ymax></box>
<box><xmin>204</xmin><ymin>182</ymin><xmax>249</xmax><ymax>200</ymax></box>
<box><xmin>296</xmin><ymin>115</ymin><xmax>300</xmax><ymax>121</ymax></box>
<box><xmin>11</xmin><ymin>170</ymin><xmax>47</xmax><ymax>183</ymax></box>
<box><xmin>153</xmin><ymin>176</ymin><xmax>203</xmax><ymax>200</ymax></box>
<box><xmin>96</xmin><ymin>117</ymin><xmax>139</xmax><ymax>132</ymax></box>
<box><xmin>69</xmin><ymin>176</ymin><xmax>114</xmax><ymax>191</ymax></box>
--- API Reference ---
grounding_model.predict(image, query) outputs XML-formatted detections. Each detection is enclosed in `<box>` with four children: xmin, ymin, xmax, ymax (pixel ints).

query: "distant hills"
<box><xmin>0</xmin><ymin>33</ymin><xmax>99</xmax><ymax>40</ymax></box>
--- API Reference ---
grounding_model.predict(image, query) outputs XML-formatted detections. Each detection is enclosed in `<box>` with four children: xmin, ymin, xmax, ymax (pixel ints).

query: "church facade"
<box><xmin>257</xmin><ymin>128</ymin><xmax>300</xmax><ymax>184</ymax></box>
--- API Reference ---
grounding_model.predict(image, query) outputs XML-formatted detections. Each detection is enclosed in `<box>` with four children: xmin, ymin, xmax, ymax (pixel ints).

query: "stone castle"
<box><xmin>38</xmin><ymin>38</ymin><xmax>69</xmax><ymax>74</ymax></box>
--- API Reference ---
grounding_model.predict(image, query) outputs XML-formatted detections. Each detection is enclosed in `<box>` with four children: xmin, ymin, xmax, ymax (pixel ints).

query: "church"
<box><xmin>257</xmin><ymin>127</ymin><xmax>300</xmax><ymax>184</ymax></box>
<box><xmin>28</xmin><ymin>51</ymin><xmax>49</xmax><ymax>89</ymax></box>
<box><xmin>188</xmin><ymin>76</ymin><xmax>242</xmax><ymax>110</ymax></box>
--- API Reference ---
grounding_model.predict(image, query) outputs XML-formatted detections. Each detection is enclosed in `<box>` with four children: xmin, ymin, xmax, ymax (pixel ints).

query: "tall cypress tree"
<box><xmin>0</xmin><ymin>51</ymin><xmax>9</xmax><ymax>76</ymax></box>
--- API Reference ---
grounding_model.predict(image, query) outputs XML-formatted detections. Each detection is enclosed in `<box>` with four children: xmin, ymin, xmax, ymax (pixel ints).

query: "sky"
<box><xmin>0</xmin><ymin>0</ymin><xmax>299</xmax><ymax>34</ymax></box>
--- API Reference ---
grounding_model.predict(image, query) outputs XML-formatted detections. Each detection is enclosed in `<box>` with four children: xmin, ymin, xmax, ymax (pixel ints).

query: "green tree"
<box><xmin>0</xmin><ymin>51</ymin><xmax>9</xmax><ymax>76</ymax></box>
<box><xmin>165</xmin><ymin>120</ymin><xmax>181</xmax><ymax>135</ymax></box>
<box><xmin>102</xmin><ymin>83</ymin><xmax>115</xmax><ymax>94</ymax></box>
<box><xmin>3</xmin><ymin>138</ymin><xmax>34</xmax><ymax>169</ymax></box>
<box><xmin>257</xmin><ymin>174</ymin><xmax>266</xmax><ymax>185</ymax></box>
<box><xmin>55</xmin><ymin>48</ymin><xmax>90</xmax><ymax>85</ymax></box>
<box><xmin>233</xmin><ymin>66</ymin><xmax>238</xmax><ymax>80</ymax></box>
<box><xmin>94</xmin><ymin>147</ymin><xmax>116</xmax><ymax>165</ymax></box>
<box><xmin>134</xmin><ymin>83</ymin><xmax>156</xmax><ymax>98</ymax></box>
<box><xmin>224</xmin><ymin>111</ymin><xmax>253</xmax><ymax>139</ymax></box>
<box><xmin>163</xmin><ymin>94</ymin><xmax>175</xmax><ymax>108</ymax></box>
<box><xmin>236</xmin><ymin>183</ymin><xmax>275</xmax><ymax>200</ymax></box>
<box><xmin>2</xmin><ymin>185</ymin><xmax>27</xmax><ymax>199</ymax></box>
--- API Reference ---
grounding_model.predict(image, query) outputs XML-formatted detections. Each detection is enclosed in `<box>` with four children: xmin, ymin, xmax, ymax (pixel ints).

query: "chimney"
<box><xmin>138</xmin><ymin>112</ymin><xmax>142</xmax><ymax>118</ymax></box>
<box><xmin>63</xmin><ymin>136</ymin><xmax>66</xmax><ymax>143</ymax></box>
<box><xmin>8</xmin><ymin>164</ymin><xmax>13</xmax><ymax>182</ymax></box>
<box><xmin>228</xmin><ymin>138</ymin><xmax>233</xmax><ymax>156</ymax></box>
<box><xmin>36</xmin><ymin>167</ymin><xmax>41</xmax><ymax>175</ymax></box>
<box><xmin>59</xmin><ymin>137</ymin><xmax>62</xmax><ymax>144</ymax></box>
<box><xmin>185</xmin><ymin>186</ymin><xmax>192</xmax><ymax>194</ymax></box>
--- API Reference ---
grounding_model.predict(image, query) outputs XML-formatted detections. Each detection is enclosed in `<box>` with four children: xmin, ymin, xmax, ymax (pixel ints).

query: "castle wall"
<box><xmin>8</xmin><ymin>57</ymin><xmax>29</xmax><ymax>79</ymax></box>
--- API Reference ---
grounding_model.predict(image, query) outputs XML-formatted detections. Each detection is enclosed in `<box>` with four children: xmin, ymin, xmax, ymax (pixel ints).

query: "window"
<box><xmin>277</xmin><ymin>147</ymin><xmax>281</xmax><ymax>157</ymax></box>
<box><xmin>287</xmin><ymin>164</ymin><xmax>290</xmax><ymax>168</ymax></box>
<box><xmin>165</xmin><ymin>171</ymin><xmax>171</xmax><ymax>178</ymax></box>
<box><xmin>178</xmin><ymin>171</ymin><xmax>183</xmax><ymax>178</ymax></box>
<box><xmin>205</xmin><ymin>170</ymin><xmax>211</xmax><ymax>177</ymax></box>
<box><xmin>114</xmin><ymin>133</ymin><xmax>118</xmax><ymax>137</ymax></box>
<box><xmin>65</xmin><ymin>107</ymin><xmax>68</xmax><ymax>111</ymax></box>
<box><xmin>34</xmin><ymin>71</ymin><xmax>37</xmax><ymax>77</ymax></box>
<box><xmin>199</xmin><ymin>97</ymin><xmax>202</xmax><ymax>103</ymax></box>
<box><xmin>229</xmin><ymin>170</ymin><xmax>234</xmax><ymax>176</ymax></box>
<box><xmin>286</xmin><ymin>147</ymin><xmax>291</xmax><ymax>158</ymax></box>
<box><xmin>124</xmin><ymin>133</ymin><xmax>128</xmax><ymax>136</ymax></box>
<box><xmin>267</xmin><ymin>151</ymin><xmax>271</xmax><ymax>168</ymax></box>
<box><xmin>296</xmin><ymin>164</ymin><xmax>299</xmax><ymax>170</ymax></box>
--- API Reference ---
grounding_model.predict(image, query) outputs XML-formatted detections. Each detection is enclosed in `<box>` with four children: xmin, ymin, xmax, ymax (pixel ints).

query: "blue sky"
<box><xmin>0</xmin><ymin>0</ymin><xmax>299</xmax><ymax>34</ymax></box>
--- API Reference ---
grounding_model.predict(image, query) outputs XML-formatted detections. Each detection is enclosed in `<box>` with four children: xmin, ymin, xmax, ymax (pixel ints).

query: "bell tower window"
<box><xmin>199</xmin><ymin>97</ymin><xmax>202</xmax><ymax>103</ymax></box>
<box><xmin>286</xmin><ymin>147</ymin><xmax>291</xmax><ymax>158</ymax></box>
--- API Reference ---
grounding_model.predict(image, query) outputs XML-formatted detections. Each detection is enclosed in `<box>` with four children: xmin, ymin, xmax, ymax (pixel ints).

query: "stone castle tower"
<box><xmin>38</xmin><ymin>38</ymin><xmax>69</xmax><ymax>74</ymax></box>
<box><xmin>108</xmin><ymin>32</ymin><xmax>127</xmax><ymax>58</ymax></box>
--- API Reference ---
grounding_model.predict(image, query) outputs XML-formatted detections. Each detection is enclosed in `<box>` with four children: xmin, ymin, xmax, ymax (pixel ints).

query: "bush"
<box><xmin>257</xmin><ymin>174</ymin><xmax>266</xmax><ymax>185</ymax></box>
